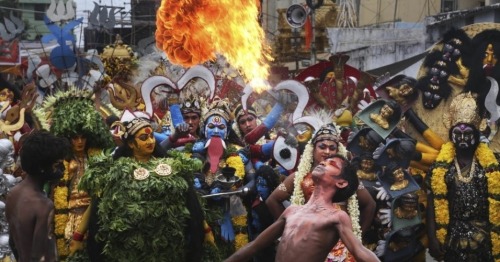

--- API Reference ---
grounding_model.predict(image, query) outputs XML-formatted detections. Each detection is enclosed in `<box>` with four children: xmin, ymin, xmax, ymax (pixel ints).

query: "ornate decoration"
<box><xmin>154</xmin><ymin>164</ymin><xmax>172</xmax><ymax>177</ymax></box>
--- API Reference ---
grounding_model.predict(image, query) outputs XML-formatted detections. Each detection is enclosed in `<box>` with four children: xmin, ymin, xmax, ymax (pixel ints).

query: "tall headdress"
<box><xmin>443</xmin><ymin>92</ymin><xmax>482</xmax><ymax>130</ymax></box>
<box><xmin>202</xmin><ymin>97</ymin><xmax>233</xmax><ymax>123</ymax></box>
<box><xmin>34</xmin><ymin>87</ymin><xmax>115</xmax><ymax>149</ymax></box>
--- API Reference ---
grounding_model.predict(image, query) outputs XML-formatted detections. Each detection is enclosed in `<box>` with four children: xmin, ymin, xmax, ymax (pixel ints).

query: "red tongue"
<box><xmin>207</xmin><ymin>137</ymin><xmax>224</xmax><ymax>173</ymax></box>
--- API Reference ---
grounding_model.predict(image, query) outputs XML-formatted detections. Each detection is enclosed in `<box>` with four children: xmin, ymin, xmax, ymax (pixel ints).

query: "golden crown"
<box><xmin>444</xmin><ymin>92</ymin><xmax>481</xmax><ymax>129</ymax></box>
<box><xmin>203</xmin><ymin>97</ymin><xmax>233</xmax><ymax>122</ymax></box>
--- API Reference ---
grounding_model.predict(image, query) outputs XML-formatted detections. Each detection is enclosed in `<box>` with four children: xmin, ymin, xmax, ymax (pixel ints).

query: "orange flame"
<box><xmin>156</xmin><ymin>0</ymin><xmax>272</xmax><ymax>87</ymax></box>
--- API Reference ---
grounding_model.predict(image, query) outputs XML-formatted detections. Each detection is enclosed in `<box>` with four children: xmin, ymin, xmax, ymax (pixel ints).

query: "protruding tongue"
<box><xmin>207</xmin><ymin>137</ymin><xmax>224</xmax><ymax>173</ymax></box>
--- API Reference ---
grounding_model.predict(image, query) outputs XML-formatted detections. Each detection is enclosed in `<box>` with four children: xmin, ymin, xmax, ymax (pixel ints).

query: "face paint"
<box><xmin>256</xmin><ymin>176</ymin><xmax>270</xmax><ymax>200</ymax></box>
<box><xmin>204</xmin><ymin>115</ymin><xmax>228</xmax><ymax>139</ymax></box>
<box><xmin>132</xmin><ymin>126</ymin><xmax>155</xmax><ymax>156</ymax></box>
<box><xmin>452</xmin><ymin>124</ymin><xmax>476</xmax><ymax>149</ymax></box>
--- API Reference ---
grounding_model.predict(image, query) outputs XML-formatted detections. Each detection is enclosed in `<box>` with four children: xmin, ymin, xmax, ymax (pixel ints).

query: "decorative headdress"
<box><xmin>443</xmin><ymin>92</ymin><xmax>482</xmax><ymax>129</ymax></box>
<box><xmin>180</xmin><ymin>94</ymin><xmax>202</xmax><ymax>115</ymax></box>
<box><xmin>123</xmin><ymin>117</ymin><xmax>152</xmax><ymax>139</ymax></box>
<box><xmin>203</xmin><ymin>97</ymin><xmax>232</xmax><ymax>122</ymax></box>
<box><xmin>233</xmin><ymin>103</ymin><xmax>257</xmax><ymax>121</ymax></box>
<box><xmin>311</xmin><ymin>123</ymin><xmax>340</xmax><ymax>145</ymax></box>
<box><xmin>35</xmin><ymin>87</ymin><xmax>115</xmax><ymax>149</ymax></box>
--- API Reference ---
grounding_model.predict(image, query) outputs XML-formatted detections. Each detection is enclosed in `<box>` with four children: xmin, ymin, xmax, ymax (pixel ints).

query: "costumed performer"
<box><xmin>77</xmin><ymin>117</ymin><xmax>205</xmax><ymax>262</ymax></box>
<box><xmin>33</xmin><ymin>88</ymin><xmax>115</xmax><ymax>260</ymax></box>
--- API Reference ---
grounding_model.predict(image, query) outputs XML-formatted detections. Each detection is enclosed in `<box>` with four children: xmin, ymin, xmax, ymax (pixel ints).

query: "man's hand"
<box><xmin>69</xmin><ymin>239</ymin><xmax>84</xmax><ymax>255</ymax></box>
<box><xmin>173</xmin><ymin>122</ymin><xmax>190</xmax><ymax>140</ymax></box>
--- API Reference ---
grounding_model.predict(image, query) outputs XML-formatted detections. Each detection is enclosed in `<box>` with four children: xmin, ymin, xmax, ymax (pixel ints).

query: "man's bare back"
<box><xmin>6</xmin><ymin>178</ymin><xmax>57</xmax><ymax>261</ymax></box>
<box><xmin>277</xmin><ymin>204</ymin><xmax>343</xmax><ymax>262</ymax></box>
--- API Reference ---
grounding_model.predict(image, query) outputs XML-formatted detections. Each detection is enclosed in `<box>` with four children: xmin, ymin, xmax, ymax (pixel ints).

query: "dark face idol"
<box><xmin>451</xmin><ymin>124</ymin><xmax>476</xmax><ymax>149</ymax></box>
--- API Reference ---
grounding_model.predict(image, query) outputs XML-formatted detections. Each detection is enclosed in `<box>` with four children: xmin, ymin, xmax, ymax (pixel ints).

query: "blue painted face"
<box><xmin>194</xmin><ymin>177</ymin><xmax>202</xmax><ymax>189</ymax></box>
<box><xmin>256</xmin><ymin>176</ymin><xmax>270</xmax><ymax>200</ymax></box>
<box><xmin>204</xmin><ymin>115</ymin><xmax>228</xmax><ymax>139</ymax></box>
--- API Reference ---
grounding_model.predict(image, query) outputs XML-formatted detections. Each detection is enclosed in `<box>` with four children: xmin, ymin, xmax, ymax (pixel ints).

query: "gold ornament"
<box><xmin>133</xmin><ymin>167</ymin><xmax>150</xmax><ymax>180</ymax></box>
<box><xmin>443</xmin><ymin>92</ymin><xmax>481</xmax><ymax>129</ymax></box>
<box><xmin>154</xmin><ymin>164</ymin><xmax>172</xmax><ymax>177</ymax></box>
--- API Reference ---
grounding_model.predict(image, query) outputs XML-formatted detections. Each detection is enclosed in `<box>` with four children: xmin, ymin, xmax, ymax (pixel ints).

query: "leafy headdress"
<box><xmin>34</xmin><ymin>87</ymin><xmax>115</xmax><ymax>149</ymax></box>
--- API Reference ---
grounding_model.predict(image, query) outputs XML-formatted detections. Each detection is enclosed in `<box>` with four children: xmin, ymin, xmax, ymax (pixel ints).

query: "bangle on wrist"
<box><xmin>73</xmin><ymin>231</ymin><xmax>84</xmax><ymax>242</ymax></box>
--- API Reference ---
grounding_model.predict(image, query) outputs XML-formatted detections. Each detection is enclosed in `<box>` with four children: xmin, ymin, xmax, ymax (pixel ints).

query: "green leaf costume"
<box><xmin>80</xmin><ymin>151</ymin><xmax>203</xmax><ymax>261</ymax></box>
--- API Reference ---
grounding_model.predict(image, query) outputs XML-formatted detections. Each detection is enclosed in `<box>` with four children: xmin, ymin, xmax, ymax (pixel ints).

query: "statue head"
<box><xmin>0</xmin><ymin>139</ymin><xmax>14</xmax><ymax>170</ymax></box>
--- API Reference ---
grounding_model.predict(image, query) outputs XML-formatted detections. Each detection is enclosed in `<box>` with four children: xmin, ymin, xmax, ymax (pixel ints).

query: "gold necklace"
<box><xmin>454</xmin><ymin>156</ymin><xmax>476</xmax><ymax>183</ymax></box>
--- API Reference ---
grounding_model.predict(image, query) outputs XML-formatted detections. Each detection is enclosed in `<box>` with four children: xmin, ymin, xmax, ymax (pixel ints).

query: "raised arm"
<box><xmin>224</xmin><ymin>212</ymin><xmax>287</xmax><ymax>262</ymax></box>
<box><xmin>336</xmin><ymin>211</ymin><xmax>380</xmax><ymax>262</ymax></box>
<box><xmin>265</xmin><ymin>173</ymin><xmax>295</xmax><ymax>220</ymax></box>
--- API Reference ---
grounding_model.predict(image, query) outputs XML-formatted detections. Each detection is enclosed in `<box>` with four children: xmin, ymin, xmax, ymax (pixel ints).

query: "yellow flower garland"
<box><xmin>430</xmin><ymin>142</ymin><xmax>500</xmax><ymax>257</ymax></box>
<box><xmin>225</xmin><ymin>154</ymin><xmax>248</xmax><ymax>250</ymax></box>
<box><xmin>226</xmin><ymin>155</ymin><xmax>245</xmax><ymax>180</ymax></box>
<box><xmin>53</xmin><ymin>160</ymin><xmax>71</xmax><ymax>257</ymax></box>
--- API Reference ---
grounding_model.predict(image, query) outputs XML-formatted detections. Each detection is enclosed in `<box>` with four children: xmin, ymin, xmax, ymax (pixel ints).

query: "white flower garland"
<box><xmin>291</xmin><ymin>141</ymin><xmax>314</xmax><ymax>205</ymax></box>
<box><xmin>290</xmin><ymin>140</ymin><xmax>361</xmax><ymax>239</ymax></box>
<box><xmin>347</xmin><ymin>194</ymin><xmax>362</xmax><ymax>240</ymax></box>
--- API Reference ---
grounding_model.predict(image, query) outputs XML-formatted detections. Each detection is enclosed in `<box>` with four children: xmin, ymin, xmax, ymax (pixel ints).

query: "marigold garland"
<box><xmin>54</xmin><ymin>214</ymin><xmax>68</xmax><ymax>236</ymax></box>
<box><xmin>53</xmin><ymin>160</ymin><xmax>71</xmax><ymax>259</ymax></box>
<box><xmin>430</xmin><ymin>142</ymin><xmax>500</xmax><ymax>258</ymax></box>
<box><xmin>232</xmin><ymin>215</ymin><xmax>248</xmax><ymax>250</ymax></box>
<box><xmin>226</xmin><ymin>155</ymin><xmax>245</xmax><ymax>179</ymax></box>
<box><xmin>57</xmin><ymin>238</ymin><xmax>69</xmax><ymax>257</ymax></box>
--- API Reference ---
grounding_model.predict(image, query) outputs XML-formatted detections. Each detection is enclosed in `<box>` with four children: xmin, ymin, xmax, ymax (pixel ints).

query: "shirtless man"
<box><xmin>5</xmin><ymin>131</ymin><xmax>70</xmax><ymax>262</ymax></box>
<box><xmin>225</xmin><ymin>156</ymin><xmax>379</xmax><ymax>262</ymax></box>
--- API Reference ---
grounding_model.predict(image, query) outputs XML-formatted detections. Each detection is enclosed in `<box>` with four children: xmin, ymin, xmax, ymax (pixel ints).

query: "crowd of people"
<box><xmin>0</xmin><ymin>25</ymin><xmax>499</xmax><ymax>262</ymax></box>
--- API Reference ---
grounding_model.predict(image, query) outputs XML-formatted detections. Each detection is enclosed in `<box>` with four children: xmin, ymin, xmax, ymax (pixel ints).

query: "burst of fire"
<box><xmin>155</xmin><ymin>0</ymin><xmax>273</xmax><ymax>92</ymax></box>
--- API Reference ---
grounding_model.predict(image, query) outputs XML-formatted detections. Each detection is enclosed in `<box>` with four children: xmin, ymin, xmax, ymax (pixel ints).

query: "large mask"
<box><xmin>204</xmin><ymin>115</ymin><xmax>228</xmax><ymax>139</ymax></box>
<box><xmin>451</xmin><ymin>123</ymin><xmax>476</xmax><ymax>150</ymax></box>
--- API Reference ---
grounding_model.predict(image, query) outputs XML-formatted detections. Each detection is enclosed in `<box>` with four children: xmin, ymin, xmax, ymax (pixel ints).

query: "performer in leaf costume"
<box><xmin>79</xmin><ymin>117</ymin><xmax>205</xmax><ymax>262</ymax></box>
